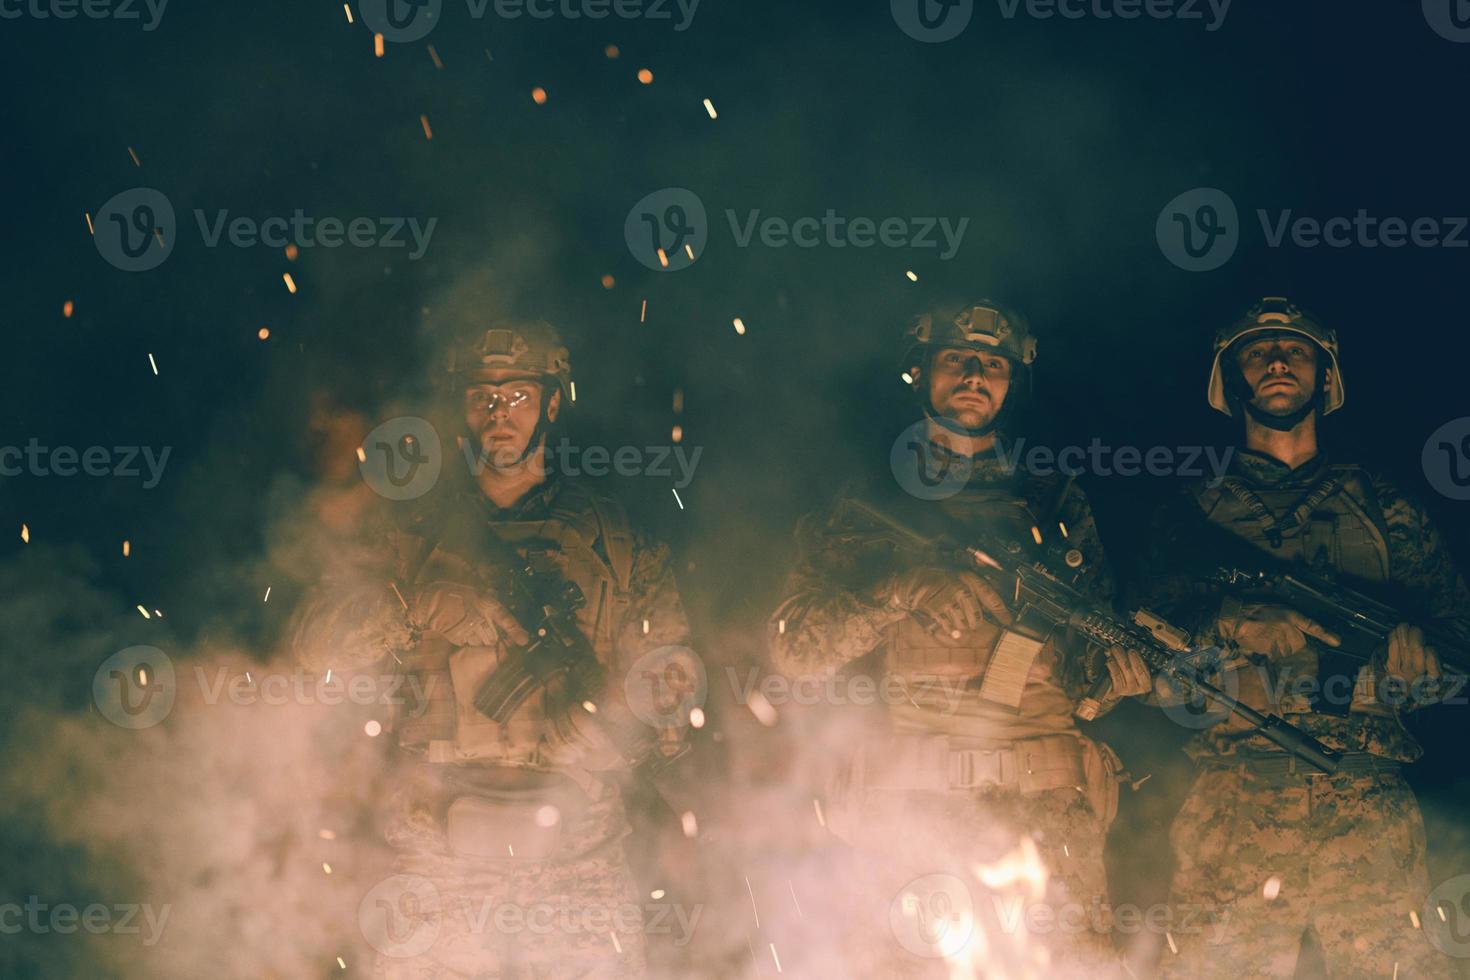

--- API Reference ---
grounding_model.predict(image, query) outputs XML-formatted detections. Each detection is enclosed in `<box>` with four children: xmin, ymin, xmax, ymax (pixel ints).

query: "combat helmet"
<box><xmin>1208</xmin><ymin>297</ymin><xmax>1343</xmax><ymax>421</ymax></box>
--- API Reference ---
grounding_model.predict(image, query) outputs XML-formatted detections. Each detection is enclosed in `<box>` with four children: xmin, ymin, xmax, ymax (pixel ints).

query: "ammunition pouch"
<box><xmin>858</xmin><ymin>732</ymin><xmax>1088</xmax><ymax>796</ymax></box>
<box><xmin>1079</xmin><ymin>735</ymin><xmax>1124</xmax><ymax>828</ymax></box>
<box><xmin>443</xmin><ymin>777</ymin><xmax>593</xmax><ymax>861</ymax></box>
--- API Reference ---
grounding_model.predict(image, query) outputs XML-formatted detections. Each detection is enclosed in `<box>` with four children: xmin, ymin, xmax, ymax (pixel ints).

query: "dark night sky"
<box><xmin>3</xmin><ymin>0</ymin><xmax>1470</xmax><ymax>974</ymax></box>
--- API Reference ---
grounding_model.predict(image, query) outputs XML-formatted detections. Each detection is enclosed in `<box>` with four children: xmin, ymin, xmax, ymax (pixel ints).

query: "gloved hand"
<box><xmin>1383</xmin><ymin>622</ymin><xmax>1443</xmax><ymax>686</ymax></box>
<box><xmin>410</xmin><ymin>581</ymin><xmax>530</xmax><ymax>647</ymax></box>
<box><xmin>1215</xmin><ymin>601</ymin><xmax>1340</xmax><ymax>659</ymax></box>
<box><xmin>879</xmin><ymin>566</ymin><xmax>1012</xmax><ymax>636</ymax></box>
<box><xmin>1104</xmin><ymin>646</ymin><xmax>1152</xmax><ymax>697</ymax></box>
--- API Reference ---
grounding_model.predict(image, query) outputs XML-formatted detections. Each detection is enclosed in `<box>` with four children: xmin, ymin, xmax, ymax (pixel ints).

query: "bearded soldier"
<box><xmin>1140</xmin><ymin>297</ymin><xmax>1470</xmax><ymax>977</ymax></box>
<box><xmin>291</xmin><ymin>321</ymin><xmax>695</xmax><ymax>979</ymax></box>
<box><xmin>769</xmin><ymin>301</ymin><xmax>1151</xmax><ymax>975</ymax></box>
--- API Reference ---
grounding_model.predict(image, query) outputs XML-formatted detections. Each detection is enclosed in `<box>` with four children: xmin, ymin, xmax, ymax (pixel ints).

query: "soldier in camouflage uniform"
<box><xmin>1139</xmin><ymin>297</ymin><xmax>1470</xmax><ymax>978</ymax></box>
<box><xmin>291</xmin><ymin>321</ymin><xmax>694</xmax><ymax>979</ymax></box>
<box><xmin>769</xmin><ymin>302</ymin><xmax>1152</xmax><ymax>976</ymax></box>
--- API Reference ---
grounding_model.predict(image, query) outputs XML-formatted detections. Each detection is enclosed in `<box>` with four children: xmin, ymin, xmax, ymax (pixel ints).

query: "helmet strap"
<box><xmin>1229</xmin><ymin>360</ymin><xmax>1327</xmax><ymax>433</ymax></box>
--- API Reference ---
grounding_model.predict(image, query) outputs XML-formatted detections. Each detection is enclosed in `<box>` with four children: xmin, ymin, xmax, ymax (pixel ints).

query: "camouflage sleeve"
<box><xmin>767</xmin><ymin>505</ymin><xmax>907</xmax><ymax>680</ymax></box>
<box><xmin>615</xmin><ymin>530</ymin><xmax>692</xmax><ymax>671</ymax></box>
<box><xmin>288</xmin><ymin>507</ymin><xmax>419</xmax><ymax>675</ymax></box>
<box><xmin>1374</xmin><ymin>475</ymin><xmax>1470</xmax><ymax>685</ymax></box>
<box><xmin>1375</xmin><ymin>476</ymin><xmax>1470</xmax><ymax>633</ymax></box>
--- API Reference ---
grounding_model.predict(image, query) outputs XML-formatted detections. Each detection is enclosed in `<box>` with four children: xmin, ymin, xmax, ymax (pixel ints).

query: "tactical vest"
<box><xmin>392</xmin><ymin>482</ymin><xmax>635</xmax><ymax>767</ymax></box>
<box><xmin>1192</xmin><ymin>463</ymin><xmax>1390</xmax><ymax>584</ymax></box>
<box><xmin>1191</xmin><ymin>462</ymin><xmax>1392</xmax><ymax>722</ymax></box>
<box><xmin>887</xmin><ymin>487</ymin><xmax>1053</xmax><ymax>710</ymax></box>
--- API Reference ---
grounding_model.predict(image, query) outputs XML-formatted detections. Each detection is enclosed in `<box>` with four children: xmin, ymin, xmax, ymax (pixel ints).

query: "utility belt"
<box><xmin>423</xmin><ymin>766</ymin><xmax>601</xmax><ymax>862</ymax></box>
<box><xmin>852</xmin><ymin>732</ymin><xmax>1122</xmax><ymax>827</ymax></box>
<box><xmin>1201</xmin><ymin>751</ymin><xmax>1402</xmax><ymax>781</ymax></box>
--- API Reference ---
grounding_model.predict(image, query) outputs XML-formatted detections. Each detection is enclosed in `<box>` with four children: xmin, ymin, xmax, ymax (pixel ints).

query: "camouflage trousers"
<box><xmin>836</xmin><ymin>784</ymin><xmax>1118</xmax><ymax>978</ymax></box>
<box><xmin>1160</xmin><ymin>764</ymin><xmax>1451</xmax><ymax>979</ymax></box>
<box><xmin>368</xmin><ymin>777</ymin><xmax>645</xmax><ymax>979</ymax></box>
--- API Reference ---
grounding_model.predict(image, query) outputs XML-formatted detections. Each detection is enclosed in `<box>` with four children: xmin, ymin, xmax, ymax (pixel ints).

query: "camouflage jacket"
<box><xmin>768</xmin><ymin>437</ymin><xmax>1120</xmax><ymax>741</ymax></box>
<box><xmin>1135</xmin><ymin>448</ymin><xmax>1470</xmax><ymax>761</ymax></box>
<box><xmin>290</xmin><ymin>474</ymin><xmax>691</xmax><ymax>773</ymax></box>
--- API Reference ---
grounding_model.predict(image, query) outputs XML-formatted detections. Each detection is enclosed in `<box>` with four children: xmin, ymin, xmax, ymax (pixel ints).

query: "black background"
<box><xmin>3</xmin><ymin>0</ymin><xmax>1469</xmax><ymax>975</ymax></box>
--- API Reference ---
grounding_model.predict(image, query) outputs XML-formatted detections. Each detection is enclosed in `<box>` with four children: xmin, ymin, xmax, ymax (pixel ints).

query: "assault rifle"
<box><xmin>1209</xmin><ymin>564</ymin><xmax>1470</xmax><ymax>679</ymax></box>
<box><xmin>837</xmin><ymin>496</ymin><xmax>1342</xmax><ymax>774</ymax></box>
<box><xmin>467</xmin><ymin>536</ymin><xmax>682</xmax><ymax>768</ymax></box>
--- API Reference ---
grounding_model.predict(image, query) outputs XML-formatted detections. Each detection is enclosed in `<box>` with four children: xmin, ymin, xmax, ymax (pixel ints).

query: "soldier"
<box><xmin>291</xmin><ymin>320</ymin><xmax>695</xmax><ymax>979</ymax></box>
<box><xmin>1140</xmin><ymin>297</ymin><xmax>1470</xmax><ymax>977</ymax></box>
<box><xmin>769</xmin><ymin>301</ymin><xmax>1151</xmax><ymax>976</ymax></box>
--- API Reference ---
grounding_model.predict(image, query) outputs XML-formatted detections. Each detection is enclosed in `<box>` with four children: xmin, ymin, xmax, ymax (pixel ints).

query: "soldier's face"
<box><xmin>1235</xmin><ymin>335</ymin><xmax>1327</xmax><ymax>417</ymax></box>
<box><xmin>463</xmin><ymin>377</ymin><xmax>559</xmax><ymax>466</ymax></box>
<box><xmin>921</xmin><ymin>347</ymin><xmax>1011</xmax><ymax>430</ymax></box>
